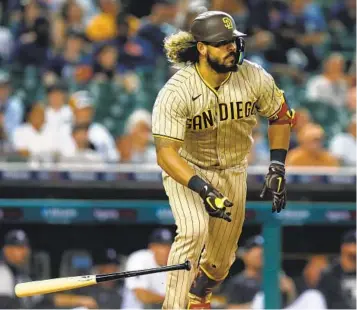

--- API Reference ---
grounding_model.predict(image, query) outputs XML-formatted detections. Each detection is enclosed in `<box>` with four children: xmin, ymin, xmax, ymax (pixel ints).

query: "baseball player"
<box><xmin>152</xmin><ymin>11</ymin><xmax>295</xmax><ymax>309</ymax></box>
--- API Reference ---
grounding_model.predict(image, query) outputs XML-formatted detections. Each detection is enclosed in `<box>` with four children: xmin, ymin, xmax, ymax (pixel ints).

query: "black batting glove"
<box><xmin>260</xmin><ymin>163</ymin><xmax>287</xmax><ymax>213</ymax></box>
<box><xmin>199</xmin><ymin>184</ymin><xmax>233</xmax><ymax>222</ymax></box>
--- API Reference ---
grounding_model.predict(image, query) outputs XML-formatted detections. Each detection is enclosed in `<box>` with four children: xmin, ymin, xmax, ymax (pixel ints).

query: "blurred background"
<box><xmin>0</xmin><ymin>0</ymin><xmax>354</xmax><ymax>309</ymax></box>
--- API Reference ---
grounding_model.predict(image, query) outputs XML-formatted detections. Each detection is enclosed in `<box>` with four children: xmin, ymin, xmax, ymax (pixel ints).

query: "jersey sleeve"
<box><xmin>152</xmin><ymin>88</ymin><xmax>187</xmax><ymax>142</ymax></box>
<box><xmin>255</xmin><ymin>66</ymin><xmax>285</xmax><ymax>119</ymax></box>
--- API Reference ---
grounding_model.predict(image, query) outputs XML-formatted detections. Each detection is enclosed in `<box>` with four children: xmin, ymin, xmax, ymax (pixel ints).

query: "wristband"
<box><xmin>188</xmin><ymin>175</ymin><xmax>208</xmax><ymax>194</ymax></box>
<box><xmin>270</xmin><ymin>149</ymin><xmax>287</xmax><ymax>165</ymax></box>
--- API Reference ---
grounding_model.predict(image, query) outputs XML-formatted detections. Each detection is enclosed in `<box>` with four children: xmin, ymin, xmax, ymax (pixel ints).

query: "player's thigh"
<box><xmin>163</xmin><ymin>173</ymin><xmax>209</xmax><ymax>244</ymax></box>
<box><xmin>200</xmin><ymin>169</ymin><xmax>247</xmax><ymax>277</ymax></box>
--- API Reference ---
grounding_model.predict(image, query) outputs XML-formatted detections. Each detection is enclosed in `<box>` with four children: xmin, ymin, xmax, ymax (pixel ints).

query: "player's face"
<box><xmin>245</xmin><ymin>246</ymin><xmax>263</xmax><ymax>270</ymax></box>
<box><xmin>206</xmin><ymin>39</ymin><xmax>238</xmax><ymax>73</ymax></box>
<box><xmin>341</xmin><ymin>243</ymin><xmax>356</xmax><ymax>272</ymax></box>
<box><xmin>4</xmin><ymin>245</ymin><xmax>30</xmax><ymax>266</ymax></box>
<box><xmin>150</xmin><ymin>243</ymin><xmax>171</xmax><ymax>266</ymax></box>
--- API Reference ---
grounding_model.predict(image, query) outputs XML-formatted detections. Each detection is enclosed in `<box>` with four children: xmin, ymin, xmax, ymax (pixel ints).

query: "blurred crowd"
<box><xmin>0</xmin><ymin>0</ymin><xmax>354</xmax><ymax>167</ymax></box>
<box><xmin>0</xmin><ymin>228</ymin><xmax>355</xmax><ymax>309</ymax></box>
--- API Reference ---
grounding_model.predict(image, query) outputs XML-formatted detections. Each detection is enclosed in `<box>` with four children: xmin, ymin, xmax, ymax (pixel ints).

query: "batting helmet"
<box><xmin>190</xmin><ymin>11</ymin><xmax>246</xmax><ymax>65</ymax></box>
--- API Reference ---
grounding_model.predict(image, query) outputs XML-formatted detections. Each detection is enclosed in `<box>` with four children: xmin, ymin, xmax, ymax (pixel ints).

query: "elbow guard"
<box><xmin>269</xmin><ymin>101</ymin><xmax>296</xmax><ymax>127</ymax></box>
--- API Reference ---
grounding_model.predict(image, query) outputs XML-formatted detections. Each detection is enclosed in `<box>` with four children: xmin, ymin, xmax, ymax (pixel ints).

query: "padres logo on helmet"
<box><xmin>222</xmin><ymin>17</ymin><xmax>233</xmax><ymax>29</ymax></box>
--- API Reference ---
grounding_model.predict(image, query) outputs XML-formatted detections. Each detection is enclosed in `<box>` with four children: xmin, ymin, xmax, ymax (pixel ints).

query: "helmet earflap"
<box><xmin>236</xmin><ymin>37</ymin><xmax>245</xmax><ymax>65</ymax></box>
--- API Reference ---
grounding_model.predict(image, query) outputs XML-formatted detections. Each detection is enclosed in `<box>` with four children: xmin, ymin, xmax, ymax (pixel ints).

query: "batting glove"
<box><xmin>260</xmin><ymin>163</ymin><xmax>287</xmax><ymax>213</ymax></box>
<box><xmin>199</xmin><ymin>185</ymin><xmax>233</xmax><ymax>222</ymax></box>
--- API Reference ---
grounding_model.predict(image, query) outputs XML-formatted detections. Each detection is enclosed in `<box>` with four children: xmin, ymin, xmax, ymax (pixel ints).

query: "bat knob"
<box><xmin>184</xmin><ymin>260</ymin><xmax>191</xmax><ymax>271</ymax></box>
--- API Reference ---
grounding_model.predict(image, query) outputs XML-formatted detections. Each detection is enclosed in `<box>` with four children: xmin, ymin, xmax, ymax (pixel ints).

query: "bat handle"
<box><xmin>96</xmin><ymin>260</ymin><xmax>191</xmax><ymax>283</ymax></box>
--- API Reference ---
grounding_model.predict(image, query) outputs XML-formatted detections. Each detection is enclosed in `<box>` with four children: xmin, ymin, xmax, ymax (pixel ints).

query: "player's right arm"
<box><xmin>152</xmin><ymin>88</ymin><xmax>232</xmax><ymax>222</ymax></box>
<box><xmin>154</xmin><ymin>136</ymin><xmax>195</xmax><ymax>187</ymax></box>
<box><xmin>152</xmin><ymin>88</ymin><xmax>195</xmax><ymax>186</ymax></box>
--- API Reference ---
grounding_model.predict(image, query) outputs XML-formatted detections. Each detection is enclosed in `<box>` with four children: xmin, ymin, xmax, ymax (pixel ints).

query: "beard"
<box><xmin>207</xmin><ymin>52</ymin><xmax>239</xmax><ymax>73</ymax></box>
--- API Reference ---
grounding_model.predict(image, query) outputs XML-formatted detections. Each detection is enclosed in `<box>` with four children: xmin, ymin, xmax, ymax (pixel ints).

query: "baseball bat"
<box><xmin>15</xmin><ymin>260</ymin><xmax>191</xmax><ymax>298</ymax></box>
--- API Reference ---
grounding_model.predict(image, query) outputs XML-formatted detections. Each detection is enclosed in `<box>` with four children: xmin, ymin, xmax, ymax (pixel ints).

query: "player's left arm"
<box><xmin>255</xmin><ymin>67</ymin><xmax>296</xmax><ymax>213</ymax></box>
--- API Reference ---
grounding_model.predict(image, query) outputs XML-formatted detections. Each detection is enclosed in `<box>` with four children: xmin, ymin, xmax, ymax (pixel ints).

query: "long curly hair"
<box><xmin>164</xmin><ymin>31</ymin><xmax>199</xmax><ymax>68</ymax></box>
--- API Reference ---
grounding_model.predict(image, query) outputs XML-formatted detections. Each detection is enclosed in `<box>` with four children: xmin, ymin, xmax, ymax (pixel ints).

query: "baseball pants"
<box><xmin>162</xmin><ymin>165</ymin><xmax>247</xmax><ymax>309</ymax></box>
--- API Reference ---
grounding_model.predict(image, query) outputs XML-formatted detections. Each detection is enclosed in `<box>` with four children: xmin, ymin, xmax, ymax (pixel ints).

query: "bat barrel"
<box><xmin>15</xmin><ymin>275</ymin><xmax>97</xmax><ymax>298</ymax></box>
<box><xmin>15</xmin><ymin>261</ymin><xmax>191</xmax><ymax>297</ymax></box>
<box><xmin>96</xmin><ymin>260</ymin><xmax>191</xmax><ymax>283</ymax></box>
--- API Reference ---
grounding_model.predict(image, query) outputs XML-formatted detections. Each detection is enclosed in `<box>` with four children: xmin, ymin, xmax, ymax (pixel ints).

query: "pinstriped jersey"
<box><xmin>152</xmin><ymin>60</ymin><xmax>285</xmax><ymax>169</ymax></box>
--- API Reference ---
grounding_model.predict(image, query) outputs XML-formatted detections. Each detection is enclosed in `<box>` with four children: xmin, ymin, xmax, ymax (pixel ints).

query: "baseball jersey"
<box><xmin>121</xmin><ymin>249</ymin><xmax>166</xmax><ymax>309</ymax></box>
<box><xmin>152</xmin><ymin>60</ymin><xmax>285</xmax><ymax>169</ymax></box>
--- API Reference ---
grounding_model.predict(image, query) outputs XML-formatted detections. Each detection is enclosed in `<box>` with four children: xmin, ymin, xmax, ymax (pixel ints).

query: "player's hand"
<box><xmin>199</xmin><ymin>185</ymin><xmax>233</xmax><ymax>222</ymax></box>
<box><xmin>260</xmin><ymin>163</ymin><xmax>287</xmax><ymax>213</ymax></box>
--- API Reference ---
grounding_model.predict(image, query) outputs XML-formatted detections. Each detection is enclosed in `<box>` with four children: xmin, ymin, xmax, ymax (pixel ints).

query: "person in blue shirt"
<box><xmin>136</xmin><ymin>0</ymin><xmax>178</xmax><ymax>58</ymax></box>
<box><xmin>265</xmin><ymin>0</ymin><xmax>327</xmax><ymax>71</ymax></box>
<box><xmin>0</xmin><ymin>71</ymin><xmax>24</xmax><ymax>149</ymax></box>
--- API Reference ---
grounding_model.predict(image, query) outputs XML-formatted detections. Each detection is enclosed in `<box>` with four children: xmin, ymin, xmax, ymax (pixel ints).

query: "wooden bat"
<box><xmin>15</xmin><ymin>260</ymin><xmax>191</xmax><ymax>297</ymax></box>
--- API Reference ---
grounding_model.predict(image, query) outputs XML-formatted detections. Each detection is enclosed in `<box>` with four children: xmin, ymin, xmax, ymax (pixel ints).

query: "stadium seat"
<box><xmin>59</xmin><ymin>250</ymin><xmax>93</xmax><ymax>277</ymax></box>
<box><xmin>299</xmin><ymin>100</ymin><xmax>345</xmax><ymax>140</ymax></box>
<box><xmin>89</xmin><ymin>80</ymin><xmax>150</xmax><ymax>138</ymax></box>
<box><xmin>30</xmin><ymin>251</ymin><xmax>51</xmax><ymax>281</ymax></box>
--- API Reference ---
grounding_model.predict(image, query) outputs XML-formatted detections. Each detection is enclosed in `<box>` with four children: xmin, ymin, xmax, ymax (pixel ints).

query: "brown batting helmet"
<box><xmin>190</xmin><ymin>11</ymin><xmax>246</xmax><ymax>43</ymax></box>
<box><xmin>190</xmin><ymin>11</ymin><xmax>246</xmax><ymax>65</ymax></box>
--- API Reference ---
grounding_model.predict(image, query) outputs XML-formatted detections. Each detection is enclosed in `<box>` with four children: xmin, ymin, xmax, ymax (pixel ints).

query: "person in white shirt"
<box><xmin>306</xmin><ymin>53</ymin><xmax>348</xmax><ymax>108</ymax></box>
<box><xmin>62</xmin><ymin>90</ymin><xmax>119</xmax><ymax>162</ymax></box>
<box><xmin>329</xmin><ymin>115</ymin><xmax>356</xmax><ymax>166</ymax></box>
<box><xmin>44</xmin><ymin>81</ymin><xmax>73</xmax><ymax>135</ymax></box>
<box><xmin>122</xmin><ymin>228</ymin><xmax>173</xmax><ymax>309</ymax></box>
<box><xmin>12</xmin><ymin>104</ymin><xmax>57</xmax><ymax>163</ymax></box>
<box><xmin>117</xmin><ymin>109</ymin><xmax>156</xmax><ymax>164</ymax></box>
<box><xmin>59</xmin><ymin>123</ymin><xmax>104</xmax><ymax>164</ymax></box>
<box><xmin>0</xmin><ymin>71</ymin><xmax>24</xmax><ymax>148</ymax></box>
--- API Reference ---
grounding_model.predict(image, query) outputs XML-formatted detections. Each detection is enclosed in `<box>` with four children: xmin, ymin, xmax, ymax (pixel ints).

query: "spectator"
<box><xmin>83</xmin><ymin>248</ymin><xmax>124</xmax><ymax>308</ymax></box>
<box><xmin>11</xmin><ymin>0</ymin><xmax>43</xmax><ymax>38</ymax></box>
<box><xmin>0</xmin><ymin>27</ymin><xmax>14</xmax><ymax>64</ymax></box>
<box><xmin>47</xmin><ymin>0</ymin><xmax>96</xmax><ymax>23</ymax></box>
<box><xmin>136</xmin><ymin>0</ymin><xmax>178</xmax><ymax>57</ymax></box>
<box><xmin>266</xmin><ymin>0</ymin><xmax>327</xmax><ymax>71</ymax></box>
<box><xmin>329</xmin><ymin>0</ymin><xmax>356</xmax><ymax>37</ymax></box>
<box><xmin>294</xmin><ymin>255</ymin><xmax>329</xmax><ymax>296</ymax></box>
<box><xmin>223</xmin><ymin>235</ymin><xmax>297</xmax><ymax>309</ymax></box>
<box><xmin>12</xmin><ymin>1</ymin><xmax>50</xmax><ymax>67</ymax></box>
<box><xmin>122</xmin><ymin>228</ymin><xmax>173</xmax><ymax>309</ymax></box>
<box><xmin>0</xmin><ymin>230</ymin><xmax>38</xmax><ymax>309</ymax></box>
<box><xmin>86</xmin><ymin>0</ymin><xmax>120</xmax><ymax>42</ymax></box>
<box><xmin>12</xmin><ymin>104</ymin><xmax>56</xmax><ymax>163</ymax></box>
<box><xmin>317</xmin><ymin>230</ymin><xmax>356</xmax><ymax>309</ymax></box>
<box><xmin>58</xmin><ymin>123</ymin><xmax>104</xmax><ymax>164</ymax></box>
<box><xmin>52</xmin><ymin>0</ymin><xmax>86</xmax><ymax>51</ymax></box>
<box><xmin>64</xmin><ymin>90</ymin><xmax>119</xmax><ymax>162</ymax></box>
<box><xmin>92</xmin><ymin>43</ymin><xmax>119</xmax><ymax>81</ymax></box>
<box><xmin>286</xmin><ymin>123</ymin><xmax>340</xmax><ymax>167</ymax></box>
<box><xmin>43</xmin><ymin>81</ymin><xmax>73</xmax><ymax>134</ymax></box>
<box><xmin>92</xmin><ymin>42</ymin><xmax>141</xmax><ymax>93</ymax></box>
<box><xmin>44</xmin><ymin>29</ymin><xmax>91</xmax><ymax>85</ymax></box>
<box><xmin>306</xmin><ymin>53</ymin><xmax>348</xmax><ymax>108</ymax></box>
<box><xmin>116</xmin><ymin>109</ymin><xmax>155</xmax><ymax>163</ymax></box>
<box><xmin>0</xmin><ymin>71</ymin><xmax>24</xmax><ymax>148</ymax></box>
<box><xmin>329</xmin><ymin>115</ymin><xmax>356</xmax><ymax>166</ymax></box>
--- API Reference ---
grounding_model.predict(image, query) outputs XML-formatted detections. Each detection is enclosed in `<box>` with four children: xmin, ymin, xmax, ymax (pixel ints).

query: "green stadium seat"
<box><xmin>89</xmin><ymin>80</ymin><xmax>148</xmax><ymax>138</ymax></box>
<box><xmin>299</xmin><ymin>100</ymin><xmax>346</xmax><ymax>140</ymax></box>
